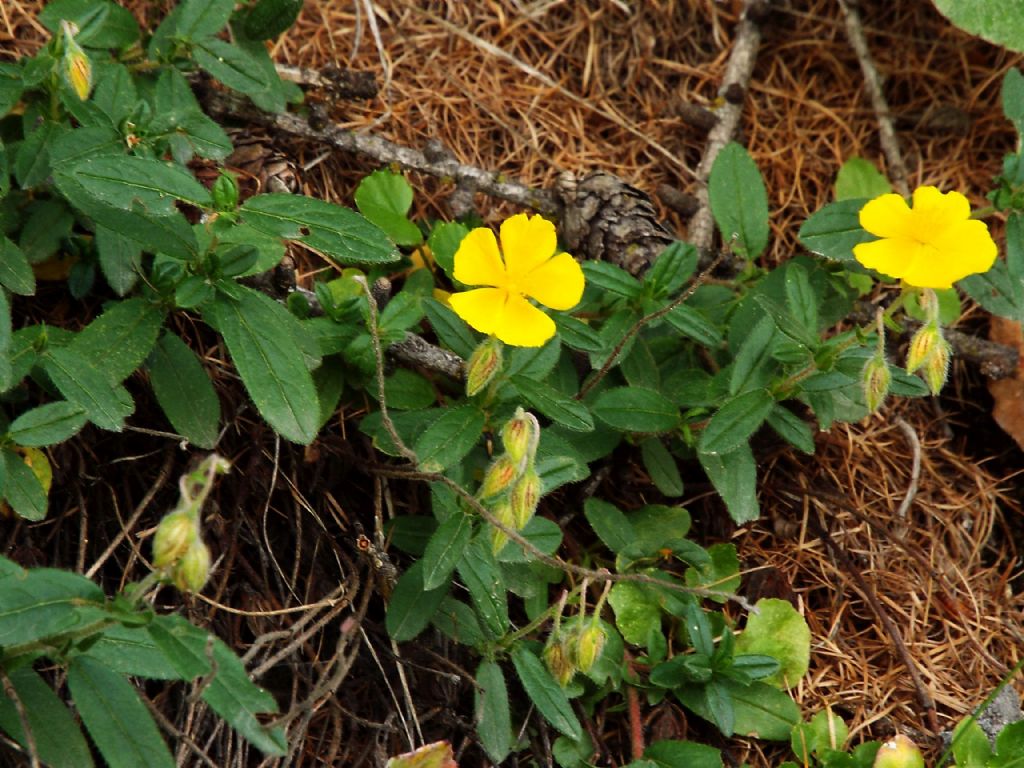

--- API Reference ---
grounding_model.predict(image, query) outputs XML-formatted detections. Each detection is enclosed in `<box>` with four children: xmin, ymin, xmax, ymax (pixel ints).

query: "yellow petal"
<box><xmin>448</xmin><ymin>287</ymin><xmax>507</xmax><ymax>335</ymax></box>
<box><xmin>493</xmin><ymin>294</ymin><xmax>556</xmax><ymax>347</ymax></box>
<box><xmin>500</xmin><ymin>213</ymin><xmax>557</xmax><ymax>281</ymax></box>
<box><xmin>900</xmin><ymin>219</ymin><xmax>997</xmax><ymax>288</ymax></box>
<box><xmin>453</xmin><ymin>227</ymin><xmax>506</xmax><ymax>287</ymax></box>
<box><xmin>859</xmin><ymin>194</ymin><xmax>914</xmax><ymax>239</ymax></box>
<box><xmin>520</xmin><ymin>251</ymin><xmax>585</xmax><ymax>310</ymax></box>
<box><xmin>853</xmin><ymin>237</ymin><xmax>917</xmax><ymax>279</ymax></box>
<box><xmin>912</xmin><ymin>185</ymin><xmax>969</xmax><ymax>221</ymax></box>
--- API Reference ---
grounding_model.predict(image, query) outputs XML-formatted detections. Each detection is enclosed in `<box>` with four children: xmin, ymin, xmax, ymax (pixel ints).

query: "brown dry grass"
<box><xmin>4</xmin><ymin>1</ymin><xmax>1024</xmax><ymax>766</ymax></box>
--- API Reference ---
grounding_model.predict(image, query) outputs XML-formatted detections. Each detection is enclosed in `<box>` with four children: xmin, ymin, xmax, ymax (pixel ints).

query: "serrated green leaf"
<box><xmin>665</xmin><ymin>304</ymin><xmax>723</xmax><ymax>348</ymax></box>
<box><xmin>932</xmin><ymin>2</ymin><xmax>1024</xmax><ymax>54</ymax></box>
<box><xmin>699</xmin><ymin>389</ymin><xmax>773</xmax><ymax>455</ymax></box>
<box><xmin>423</xmin><ymin>298</ymin><xmax>477</xmax><ymax>358</ymax></box>
<box><xmin>798</xmin><ymin>199</ymin><xmax>873</xmax><ymax>262</ymax></box>
<box><xmin>96</xmin><ymin>226</ymin><xmax>141</xmax><ymax>295</ymax></box>
<box><xmin>146</xmin><ymin>332</ymin><xmax>220</xmax><ymax>449</ymax></box>
<box><xmin>422</xmin><ymin>512</ymin><xmax>473</xmax><ymax>590</ymax></box>
<box><xmin>206</xmin><ymin>289</ymin><xmax>319</xmax><ymax>444</ymax></box>
<box><xmin>642</xmin><ymin>739</ymin><xmax>723</xmax><ymax>768</ymax></box>
<box><xmin>675</xmin><ymin>678</ymin><xmax>798</xmax><ymax>741</ymax></box>
<box><xmin>355</xmin><ymin>170</ymin><xmax>423</xmax><ymax>246</ymax></box>
<box><xmin>386</xmin><ymin>560</ymin><xmax>449</xmax><ymax>641</ymax></box>
<box><xmin>457</xmin><ymin>536</ymin><xmax>508</xmax><ymax>637</ymax></box>
<box><xmin>511</xmin><ymin>646</ymin><xmax>583</xmax><ymax>740</ymax></box>
<box><xmin>728</xmin><ymin>315</ymin><xmax>777</xmax><ymax>394</ymax></box>
<box><xmin>0</xmin><ymin>666</ymin><xmax>95</xmax><ymax>768</ymax></box>
<box><xmin>0</xmin><ymin>563</ymin><xmax>104</xmax><ymax>645</ymax></box>
<box><xmin>553</xmin><ymin>313</ymin><xmax>604</xmax><ymax>352</ymax></box>
<box><xmin>834</xmin><ymin>157</ymin><xmax>891</xmax><ymax>202</ymax></box>
<box><xmin>174</xmin><ymin>0</ymin><xmax>236</xmax><ymax>40</ymax></box>
<box><xmin>592</xmin><ymin>386</ymin><xmax>679</xmax><ymax>433</ymax></box>
<box><xmin>82</xmin><ymin>623</ymin><xmax>182</xmax><ymax>680</ymax></box>
<box><xmin>68</xmin><ymin>656</ymin><xmax>175</xmax><ymax>768</ymax></box>
<box><xmin>645</xmin><ymin>241</ymin><xmax>699</xmax><ymax>298</ymax></box>
<box><xmin>16</xmin><ymin>122</ymin><xmax>65</xmax><ymax>189</ymax></box>
<box><xmin>431</xmin><ymin>596</ymin><xmax>486</xmax><ymax>646</ymax></box>
<box><xmin>2</xmin><ymin>450</ymin><xmax>45</xmax><ymax>520</ymax></box>
<box><xmin>43</xmin><ymin>348</ymin><xmax>134</xmax><ymax>432</ymax></box>
<box><xmin>708</xmin><ymin>142</ymin><xmax>770</xmax><ymax>259</ymax></box>
<box><xmin>640</xmin><ymin>438</ymin><xmax>684</xmax><ymax>496</ymax></box>
<box><xmin>40</xmin><ymin>0</ymin><xmax>140</xmax><ymax>48</ymax></box>
<box><xmin>69</xmin><ymin>297</ymin><xmax>165</xmax><ymax>385</ymax></box>
<box><xmin>7</xmin><ymin>401</ymin><xmax>87</xmax><ymax>447</ymax></box>
<box><xmin>0</xmin><ymin>236</ymin><xmax>35</xmax><ymax>296</ymax></box>
<box><xmin>511</xmin><ymin>376</ymin><xmax>594</xmax><ymax>432</ymax></box>
<box><xmin>698</xmin><ymin>444</ymin><xmax>759</xmax><ymax>524</ymax></box>
<box><xmin>92</xmin><ymin>63</ymin><xmax>137</xmax><ymax>126</ymax></box>
<box><xmin>581</xmin><ymin>261</ymin><xmax>643</xmax><ymax>297</ymax></box>
<box><xmin>375</xmin><ymin>368</ymin><xmax>436</xmax><ymax>410</ymax></box>
<box><xmin>412</xmin><ymin>404</ymin><xmax>485</xmax><ymax>473</ymax></box>
<box><xmin>0</xmin><ymin>63</ymin><xmax>23</xmax><ymax>117</ymax></box>
<box><xmin>241</xmin><ymin>0</ymin><xmax>305</xmax><ymax>39</ymax></box>
<box><xmin>193</xmin><ymin>38</ymin><xmax>272</xmax><ymax>97</ymax></box>
<box><xmin>475</xmin><ymin>660</ymin><xmax>512</xmax><ymax>764</ymax></box>
<box><xmin>242</xmin><ymin>193</ymin><xmax>397</xmax><ymax>265</ymax></box>
<box><xmin>56</xmin><ymin>155</ymin><xmax>212</xmax><ymax>214</ymax></box>
<box><xmin>765</xmin><ymin>404</ymin><xmax>815</xmax><ymax>454</ymax></box>
<box><xmin>149</xmin><ymin>69</ymin><xmax>232</xmax><ymax>162</ymax></box>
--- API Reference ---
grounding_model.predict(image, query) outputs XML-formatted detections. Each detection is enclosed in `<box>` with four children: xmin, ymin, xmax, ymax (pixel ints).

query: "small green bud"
<box><xmin>152</xmin><ymin>510</ymin><xmax>196</xmax><ymax>569</ymax></box>
<box><xmin>479</xmin><ymin>454</ymin><xmax>519</xmax><ymax>499</ymax></box>
<box><xmin>922</xmin><ymin>335</ymin><xmax>951</xmax><ymax>395</ymax></box>
<box><xmin>510</xmin><ymin>468</ymin><xmax>541</xmax><ymax>529</ymax></box>
<box><xmin>501</xmin><ymin>407</ymin><xmax>538</xmax><ymax>465</ymax></box>
<box><xmin>574</xmin><ymin>623</ymin><xmax>607</xmax><ymax>673</ymax></box>
<box><xmin>489</xmin><ymin>499</ymin><xmax>517</xmax><ymax>555</ymax></box>
<box><xmin>872</xmin><ymin>735</ymin><xmax>924</xmax><ymax>768</ymax></box>
<box><xmin>172</xmin><ymin>540</ymin><xmax>211</xmax><ymax>593</ymax></box>
<box><xmin>905</xmin><ymin>323</ymin><xmax>940</xmax><ymax>374</ymax></box>
<box><xmin>861</xmin><ymin>354</ymin><xmax>892</xmax><ymax>413</ymax></box>
<box><xmin>61</xmin><ymin>21</ymin><xmax>92</xmax><ymax>101</ymax></box>
<box><xmin>465</xmin><ymin>337</ymin><xmax>503</xmax><ymax>396</ymax></box>
<box><xmin>542</xmin><ymin>638</ymin><xmax>576</xmax><ymax>686</ymax></box>
<box><xmin>212</xmin><ymin>171</ymin><xmax>240</xmax><ymax>211</ymax></box>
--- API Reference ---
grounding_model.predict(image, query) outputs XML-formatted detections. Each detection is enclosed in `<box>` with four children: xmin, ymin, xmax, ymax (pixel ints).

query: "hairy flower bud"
<box><xmin>905</xmin><ymin>323</ymin><xmax>941</xmax><ymax>374</ymax></box>
<box><xmin>465</xmin><ymin>337</ymin><xmax>503</xmax><ymax>397</ymax></box>
<box><xmin>501</xmin><ymin>407</ymin><xmax>539</xmax><ymax>466</ymax></box>
<box><xmin>152</xmin><ymin>510</ymin><xmax>196</xmax><ymax>569</ymax></box>
<box><xmin>510</xmin><ymin>468</ymin><xmax>542</xmax><ymax>529</ymax></box>
<box><xmin>542</xmin><ymin>639</ymin><xmax>576</xmax><ymax>687</ymax></box>
<box><xmin>574</xmin><ymin>623</ymin><xmax>607</xmax><ymax>673</ymax></box>
<box><xmin>861</xmin><ymin>354</ymin><xmax>892</xmax><ymax>413</ymax></box>
<box><xmin>873</xmin><ymin>735</ymin><xmax>924</xmax><ymax>768</ymax></box>
<box><xmin>172</xmin><ymin>540</ymin><xmax>211</xmax><ymax>593</ymax></box>
<box><xmin>61</xmin><ymin>21</ymin><xmax>92</xmax><ymax>101</ymax></box>
<box><xmin>479</xmin><ymin>454</ymin><xmax>519</xmax><ymax>499</ymax></box>
<box><xmin>489</xmin><ymin>499</ymin><xmax>517</xmax><ymax>555</ymax></box>
<box><xmin>922</xmin><ymin>335</ymin><xmax>952</xmax><ymax>395</ymax></box>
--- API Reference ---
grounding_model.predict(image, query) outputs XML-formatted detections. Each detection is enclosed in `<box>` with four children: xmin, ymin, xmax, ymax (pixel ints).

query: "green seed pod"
<box><xmin>501</xmin><ymin>407</ymin><xmax>538</xmax><ymax>465</ymax></box>
<box><xmin>510</xmin><ymin>468</ymin><xmax>541</xmax><ymax>529</ymax></box>
<box><xmin>465</xmin><ymin>337</ymin><xmax>503</xmax><ymax>397</ymax></box>
<box><xmin>861</xmin><ymin>353</ymin><xmax>892</xmax><ymax>413</ymax></box>
<box><xmin>489</xmin><ymin>499</ymin><xmax>517</xmax><ymax>555</ymax></box>
<box><xmin>172</xmin><ymin>540</ymin><xmax>211</xmax><ymax>593</ymax></box>
<box><xmin>479</xmin><ymin>454</ymin><xmax>519</xmax><ymax>499</ymax></box>
<box><xmin>152</xmin><ymin>510</ymin><xmax>196</xmax><ymax>569</ymax></box>
<box><xmin>872</xmin><ymin>735</ymin><xmax>924</xmax><ymax>768</ymax></box>
<box><xmin>574</xmin><ymin>623</ymin><xmax>607</xmax><ymax>673</ymax></box>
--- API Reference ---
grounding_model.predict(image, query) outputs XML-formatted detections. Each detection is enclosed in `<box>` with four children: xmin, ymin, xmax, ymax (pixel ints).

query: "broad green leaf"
<box><xmin>423</xmin><ymin>298</ymin><xmax>477</xmax><ymax>358</ymax></box>
<box><xmin>0</xmin><ymin>563</ymin><xmax>104</xmax><ymax>646</ymax></box>
<box><xmin>242</xmin><ymin>193</ymin><xmax>397</xmax><ymax>265</ymax></box>
<box><xmin>608</xmin><ymin>582</ymin><xmax>662</xmax><ymax>645</ymax></box>
<box><xmin>642</xmin><ymin>739</ymin><xmax>723</xmax><ymax>768</ymax></box>
<box><xmin>553</xmin><ymin>314</ymin><xmax>605</xmax><ymax>352</ymax></box>
<box><xmin>355</xmin><ymin>170</ymin><xmax>422</xmax><ymax>246</ymax></box>
<box><xmin>0</xmin><ymin>236</ymin><xmax>36</xmax><ymax>296</ymax></box>
<box><xmin>457</xmin><ymin>536</ymin><xmax>509</xmax><ymax>638</ymax></box>
<box><xmin>685</xmin><ymin>542</ymin><xmax>741</xmax><ymax>600</ymax></box>
<box><xmin>628</xmin><ymin>505</ymin><xmax>693</xmax><ymax>556</ymax></box>
<box><xmin>511</xmin><ymin>376</ymin><xmax>594</xmax><ymax>432</ymax></box>
<box><xmin>96</xmin><ymin>226</ymin><xmax>141</xmax><ymax>295</ymax></box>
<box><xmin>0</xmin><ymin>63</ymin><xmax>23</xmax><ymax>117</ymax></box>
<box><xmin>733</xmin><ymin>598</ymin><xmax>810</xmax><ymax>687</ymax></box>
<box><xmin>143</xmin><ymin>614</ymin><xmax>214</xmax><ymax>681</ymax></box>
<box><xmin>3</xmin><ymin>449</ymin><xmax>48</xmax><ymax>520</ymax></box>
<box><xmin>474</xmin><ymin>660</ymin><xmax>512</xmax><ymax>764</ymax></box>
<box><xmin>834</xmin><ymin>157</ymin><xmax>891</xmax><ymax>201</ymax></box>
<box><xmin>708</xmin><ymin>142</ymin><xmax>770</xmax><ymax>259</ymax></box>
<box><xmin>511</xmin><ymin>646</ymin><xmax>584</xmax><ymax>740</ymax></box>
<box><xmin>640</xmin><ymin>438</ymin><xmax>684</xmax><ymax>497</ymax></box>
<box><xmin>496</xmin><ymin>515</ymin><xmax>563</xmax><ymax>563</ymax></box>
<box><xmin>728</xmin><ymin>313</ymin><xmax>777</xmax><ymax>396</ymax></box>
<box><xmin>665</xmin><ymin>304</ymin><xmax>723</xmax><ymax>348</ymax></box>
<box><xmin>149</xmin><ymin>69</ymin><xmax>233</xmax><ymax>162</ymax></box>
<box><xmin>232</xmin><ymin>37</ymin><xmax>289</xmax><ymax>113</ymax></box>
<box><xmin>386</xmin><ymin>560</ymin><xmax>448</xmax><ymax>641</ymax></box>
<box><xmin>0</xmin><ymin>666</ymin><xmax>95</xmax><ymax>768</ymax></box>
<box><xmin>19</xmin><ymin>199</ymin><xmax>74</xmax><ymax>264</ymax></box>
<box><xmin>791</xmin><ymin>710</ymin><xmax>849</xmax><ymax>760</ymax></box>
<box><xmin>205</xmin><ymin>288</ymin><xmax>319</xmax><ymax>444</ymax></box>
<box><xmin>241</xmin><ymin>0</ymin><xmax>305</xmax><ymax>39</ymax></box>
<box><xmin>431</xmin><ymin>596</ymin><xmax>486</xmax><ymax>646</ymax></box>
<box><xmin>15</xmin><ymin>122</ymin><xmax>65</xmax><ymax>189</ymax></box>
<box><xmin>932</xmin><ymin>2</ymin><xmax>1024</xmax><ymax>53</ymax></box>
<box><xmin>193</xmin><ymin>38</ymin><xmax>272</xmax><ymax>97</ymax></box>
<box><xmin>766</xmin><ymin>404</ymin><xmax>815</xmax><ymax>454</ymax></box>
<box><xmin>427</xmin><ymin>221</ymin><xmax>469</xmax><ymax>277</ymax></box>
<box><xmin>68</xmin><ymin>656</ymin><xmax>175</xmax><ymax>768</ymax></box>
<box><xmin>413</xmin><ymin>404</ymin><xmax>486</xmax><ymax>473</ymax></box>
<box><xmin>174</xmin><ymin>0</ymin><xmax>235</xmax><ymax>39</ymax></box>
<box><xmin>784</xmin><ymin>262</ymin><xmax>819</xmax><ymax>335</ymax></box>
<box><xmin>375</xmin><ymin>369</ymin><xmax>436</xmax><ymax>410</ymax></box>
<box><xmin>798</xmin><ymin>199</ymin><xmax>873</xmax><ymax>262</ymax></box>
<box><xmin>581</xmin><ymin>262</ymin><xmax>643</xmax><ymax>298</ymax></box>
<box><xmin>92</xmin><ymin>62</ymin><xmax>137</xmax><ymax>126</ymax></box>
<box><xmin>82</xmin><ymin>623</ymin><xmax>182</xmax><ymax>680</ymax></box>
<box><xmin>57</xmin><ymin>155</ymin><xmax>212</xmax><ymax>213</ymax></box>
<box><xmin>147</xmin><ymin>332</ymin><xmax>221</xmax><ymax>449</ymax></box>
<box><xmin>43</xmin><ymin>347</ymin><xmax>134</xmax><ymax>431</ymax></box>
<box><xmin>69</xmin><ymin>297</ymin><xmax>165</xmax><ymax>385</ymax></box>
<box><xmin>699</xmin><ymin>389</ymin><xmax>774</xmax><ymax>455</ymax></box>
<box><xmin>592</xmin><ymin>386</ymin><xmax>679</xmax><ymax>433</ymax></box>
<box><xmin>40</xmin><ymin>0</ymin><xmax>139</xmax><ymax>48</ymax></box>
<box><xmin>952</xmin><ymin>719</ymin><xmax>993</xmax><ymax>767</ymax></box>
<box><xmin>699</xmin><ymin>443</ymin><xmax>759</xmax><ymax>523</ymax></box>
<box><xmin>422</xmin><ymin>512</ymin><xmax>473</xmax><ymax>590</ymax></box>
<box><xmin>675</xmin><ymin>678</ymin><xmax>799</xmax><ymax>741</ymax></box>
<box><xmin>583</xmin><ymin>498</ymin><xmax>634</xmax><ymax>554</ymax></box>
<box><xmin>644</xmin><ymin>241</ymin><xmax>699</xmax><ymax>298</ymax></box>
<box><xmin>995</xmin><ymin>720</ymin><xmax>1024</xmax><ymax>761</ymax></box>
<box><xmin>7</xmin><ymin>401</ymin><xmax>87</xmax><ymax>447</ymax></box>
<box><xmin>378</xmin><ymin>291</ymin><xmax>424</xmax><ymax>336</ymax></box>
<box><xmin>1004</xmin><ymin>68</ymin><xmax>1024</xmax><ymax>134</ymax></box>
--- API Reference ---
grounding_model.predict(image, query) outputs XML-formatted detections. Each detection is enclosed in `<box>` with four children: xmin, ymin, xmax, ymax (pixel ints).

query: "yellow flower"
<box><xmin>853</xmin><ymin>186</ymin><xmax>997</xmax><ymax>289</ymax></box>
<box><xmin>448</xmin><ymin>213</ymin><xmax>585</xmax><ymax>347</ymax></box>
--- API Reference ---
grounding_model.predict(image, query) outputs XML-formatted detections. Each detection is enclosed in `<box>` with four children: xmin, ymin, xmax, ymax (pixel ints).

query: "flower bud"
<box><xmin>905</xmin><ymin>323</ymin><xmax>940</xmax><ymax>374</ymax></box>
<box><xmin>212</xmin><ymin>171</ymin><xmax>240</xmax><ymax>211</ymax></box>
<box><xmin>172</xmin><ymin>540</ymin><xmax>211</xmax><ymax>593</ymax></box>
<box><xmin>61</xmin><ymin>21</ymin><xmax>92</xmax><ymax>101</ymax></box>
<box><xmin>465</xmin><ymin>337</ymin><xmax>503</xmax><ymax>397</ymax></box>
<box><xmin>501</xmin><ymin>407</ymin><xmax>538</xmax><ymax>465</ymax></box>
<box><xmin>479</xmin><ymin>454</ymin><xmax>519</xmax><ymax>499</ymax></box>
<box><xmin>489</xmin><ymin>499</ymin><xmax>517</xmax><ymax>555</ymax></box>
<box><xmin>574</xmin><ymin>623</ymin><xmax>607</xmax><ymax>673</ymax></box>
<box><xmin>861</xmin><ymin>354</ymin><xmax>892</xmax><ymax>413</ymax></box>
<box><xmin>542</xmin><ymin>639</ymin><xmax>576</xmax><ymax>687</ymax></box>
<box><xmin>510</xmin><ymin>468</ymin><xmax>542</xmax><ymax>529</ymax></box>
<box><xmin>922</xmin><ymin>335</ymin><xmax>951</xmax><ymax>395</ymax></box>
<box><xmin>152</xmin><ymin>510</ymin><xmax>196</xmax><ymax>569</ymax></box>
<box><xmin>872</xmin><ymin>735</ymin><xmax>924</xmax><ymax>768</ymax></box>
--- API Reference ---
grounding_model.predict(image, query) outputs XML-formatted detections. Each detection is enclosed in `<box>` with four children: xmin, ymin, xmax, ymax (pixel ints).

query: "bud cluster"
<box><xmin>481</xmin><ymin>408</ymin><xmax>541</xmax><ymax>554</ymax></box>
<box><xmin>542</xmin><ymin>583</ymin><xmax>612</xmax><ymax>686</ymax></box>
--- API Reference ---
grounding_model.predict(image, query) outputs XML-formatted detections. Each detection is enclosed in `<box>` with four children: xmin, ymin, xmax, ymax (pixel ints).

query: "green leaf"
<box><xmin>665</xmin><ymin>304</ymin><xmax>723</xmax><ymax>348</ymax></box>
<box><xmin>496</xmin><ymin>515</ymin><xmax>563</xmax><ymax>563</ymax></box>
<box><xmin>55</xmin><ymin>155</ymin><xmax>213</xmax><ymax>213</ymax></box>
<box><xmin>698</xmin><ymin>444</ymin><xmax>759</xmax><ymax>524</ymax></box>
<box><xmin>733</xmin><ymin>598</ymin><xmax>810</xmax><ymax>687</ymax></box>
<box><xmin>474</xmin><ymin>660</ymin><xmax>512</xmax><ymax>764</ymax></box>
<box><xmin>699</xmin><ymin>389</ymin><xmax>774</xmax><ymax>456</ymax></box>
<box><xmin>766</xmin><ymin>404</ymin><xmax>815</xmax><ymax>454</ymax></box>
<box><xmin>0</xmin><ymin>63</ymin><xmax>23</xmax><ymax>117</ymax></box>
<box><xmin>685</xmin><ymin>543</ymin><xmax>741</xmax><ymax>601</ymax></box>
<box><xmin>584</xmin><ymin>498</ymin><xmax>634</xmax><ymax>554</ymax></box>
<box><xmin>642</xmin><ymin>739</ymin><xmax>723</xmax><ymax>768</ymax></box>
<box><xmin>205</xmin><ymin>288</ymin><xmax>319</xmax><ymax>444</ymax></box>
<box><xmin>355</xmin><ymin>170</ymin><xmax>423</xmax><ymax>246</ymax></box>
<box><xmin>784</xmin><ymin>262</ymin><xmax>819</xmax><ymax>335</ymax></box>
<box><xmin>644</xmin><ymin>241</ymin><xmax>699</xmax><ymax>298</ymax></box>
<box><xmin>0</xmin><ymin>666</ymin><xmax>95</xmax><ymax>768</ymax></box>
<box><xmin>592</xmin><ymin>386</ymin><xmax>679</xmax><ymax>433</ymax></box>
<box><xmin>413</xmin><ymin>404</ymin><xmax>486</xmax><ymax>473</ymax></box>
<box><xmin>457</xmin><ymin>536</ymin><xmax>509</xmax><ymax>638</ymax></box>
<box><xmin>640</xmin><ymin>438</ymin><xmax>683</xmax><ymax>496</ymax></box>
<box><xmin>431</xmin><ymin>596</ymin><xmax>486</xmax><ymax>646</ymax></box>
<box><xmin>995</xmin><ymin>720</ymin><xmax>1024</xmax><ymax>762</ymax></box>
<box><xmin>376</xmin><ymin>369</ymin><xmax>436</xmax><ymax>410</ymax></box>
<box><xmin>798</xmin><ymin>199</ymin><xmax>873</xmax><ymax>262</ymax></box>
<box><xmin>608</xmin><ymin>582</ymin><xmax>663</xmax><ymax>645</ymax></box>
<box><xmin>952</xmin><ymin>719</ymin><xmax>993</xmax><ymax>767</ymax></box>
<box><xmin>553</xmin><ymin>314</ymin><xmax>605</xmax><ymax>353</ymax></box>
<box><xmin>834</xmin><ymin>158</ymin><xmax>891</xmax><ymax>202</ymax></box>
<box><xmin>149</xmin><ymin>69</ymin><xmax>233</xmax><ymax>162</ymax></box>
<box><xmin>0</xmin><ymin>236</ymin><xmax>36</xmax><ymax>296</ymax></box>
<box><xmin>16</xmin><ymin>122</ymin><xmax>66</xmax><ymax>190</ymax></box>
<box><xmin>628</xmin><ymin>505</ymin><xmax>693</xmax><ymax>556</ymax></box>
<box><xmin>422</xmin><ymin>512</ymin><xmax>473</xmax><ymax>590</ymax></box>
<box><xmin>96</xmin><ymin>226</ymin><xmax>141</xmax><ymax>296</ymax></box>
<box><xmin>241</xmin><ymin>193</ymin><xmax>397</xmax><ymax>265</ymax></box>
<box><xmin>581</xmin><ymin>262</ymin><xmax>643</xmax><ymax>297</ymax></box>
<box><xmin>511</xmin><ymin>376</ymin><xmax>594</xmax><ymax>432</ymax></box>
<box><xmin>43</xmin><ymin>347</ymin><xmax>134</xmax><ymax>431</ymax></box>
<box><xmin>193</xmin><ymin>38</ymin><xmax>272</xmax><ymax>97</ymax></box>
<box><xmin>7</xmin><ymin>401</ymin><xmax>87</xmax><ymax>447</ymax></box>
<box><xmin>1004</xmin><ymin>68</ymin><xmax>1024</xmax><ymax>134</ymax></box>
<box><xmin>147</xmin><ymin>332</ymin><xmax>220</xmax><ymax>449</ymax></box>
<box><xmin>174</xmin><ymin>0</ymin><xmax>235</xmax><ymax>39</ymax></box>
<box><xmin>423</xmin><ymin>298</ymin><xmax>476</xmax><ymax>358</ymax></box>
<box><xmin>511</xmin><ymin>646</ymin><xmax>584</xmax><ymax>740</ymax></box>
<box><xmin>69</xmin><ymin>297</ymin><xmax>165</xmax><ymax>385</ymax></box>
<box><xmin>40</xmin><ymin>0</ymin><xmax>140</xmax><ymax>47</ymax></box>
<box><xmin>82</xmin><ymin>623</ymin><xmax>182</xmax><ymax>680</ymax></box>
<box><xmin>932</xmin><ymin>1</ymin><xmax>1024</xmax><ymax>53</ymax></box>
<box><xmin>676</xmin><ymin>678</ymin><xmax>799</xmax><ymax>741</ymax></box>
<box><xmin>708</xmin><ymin>142</ymin><xmax>770</xmax><ymax>259</ymax></box>
<box><xmin>427</xmin><ymin>221</ymin><xmax>469</xmax><ymax>277</ymax></box>
<box><xmin>241</xmin><ymin>0</ymin><xmax>305</xmax><ymax>39</ymax></box>
<box><xmin>791</xmin><ymin>710</ymin><xmax>849</xmax><ymax>760</ymax></box>
<box><xmin>386</xmin><ymin>560</ymin><xmax>449</xmax><ymax>641</ymax></box>
<box><xmin>0</xmin><ymin>563</ymin><xmax>105</xmax><ymax>646</ymax></box>
<box><xmin>2</xmin><ymin>450</ymin><xmax>45</xmax><ymax>520</ymax></box>
<box><xmin>19</xmin><ymin>199</ymin><xmax>74</xmax><ymax>264</ymax></box>
<box><xmin>378</xmin><ymin>291</ymin><xmax>425</xmax><ymax>336</ymax></box>
<box><xmin>67</xmin><ymin>656</ymin><xmax>175</xmax><ymax>768</ymax></box>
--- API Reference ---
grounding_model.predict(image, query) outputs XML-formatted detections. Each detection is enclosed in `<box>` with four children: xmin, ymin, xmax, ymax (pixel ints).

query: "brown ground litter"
<box><xmin>4</xmin><ymin>1</ymin><xmax>1024</xmax><ymax>766</ymax></box>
